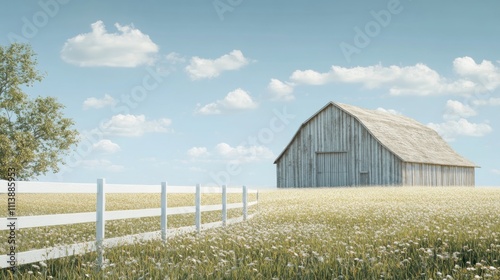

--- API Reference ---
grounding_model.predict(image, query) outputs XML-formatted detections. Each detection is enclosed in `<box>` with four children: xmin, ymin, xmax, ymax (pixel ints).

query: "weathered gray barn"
<box><xmin>274</xmin><ymin>102</ymin><xmax>476</xmax><ymax>187</ymax></box>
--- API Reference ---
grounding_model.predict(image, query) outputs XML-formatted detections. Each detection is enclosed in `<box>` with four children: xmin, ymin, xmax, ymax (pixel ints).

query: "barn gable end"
<box><xmin>274</xmin><ymin>102</ymin><xmax>476</xmax><ymax>188</ymax></box>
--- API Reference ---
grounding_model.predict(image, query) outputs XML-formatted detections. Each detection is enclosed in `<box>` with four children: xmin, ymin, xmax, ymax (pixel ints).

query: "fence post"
<box><xmin>242</xmin><ymin>185</ymin><xmax>248</xmax><ymax>221</ymax></box>
<box><xmin>222</xmin><ymin>185</ymin><xmax>227</xmax><ymax>226</ymax></box>
<box><xmin>195</xmin><ymin>184</ymin><xmax>201</xmax><ymax>233</ymax></box>
<box><xmin>161</xmin><ymin>181</ymin><xmax>167</xmax><ymax>242</ymax></box>
<box><xmin>96</xmin><ymin>178</ymin><xmax>105</xmax><ymax>269</ymax></box>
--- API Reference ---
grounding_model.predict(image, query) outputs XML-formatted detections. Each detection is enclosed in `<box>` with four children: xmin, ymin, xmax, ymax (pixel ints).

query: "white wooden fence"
<box><xmin>0</xmin><ymin>179</ymin><xmax>258</xmax><ymax>269</ymax></box>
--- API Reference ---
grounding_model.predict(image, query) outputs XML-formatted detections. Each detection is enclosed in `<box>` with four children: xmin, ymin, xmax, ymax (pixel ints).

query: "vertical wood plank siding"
<box><xmin>276</xmin><ymin>105</ymin><xmax>475</xmax><ymax>188</ymax></box>
<box><xmin>276</xmin><ymin>106</ymin><xmax>402</xmax><ymax>188</ymax></box>
<box><xmin>402</xmin><ymin>163</ymin><xmax>474</xmax><ymax>186</ymax></box>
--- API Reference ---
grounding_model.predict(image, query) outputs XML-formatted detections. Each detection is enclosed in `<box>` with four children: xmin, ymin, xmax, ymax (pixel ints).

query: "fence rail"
<box><xmin>0</xmin><ymin>181</ymin><xmax>250</xmax><ymax>194</ymax></box>
<box><xmin>0</xmin><ymin>179</ymin><xmax>258</xmax><ymax>269</ymax></box>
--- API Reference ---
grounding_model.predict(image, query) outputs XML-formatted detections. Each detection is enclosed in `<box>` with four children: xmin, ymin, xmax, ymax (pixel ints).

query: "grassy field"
<box><xmin>2</xmin><ymin>187</ymin><xmax>500</xmax><ymax>279</ymax></box>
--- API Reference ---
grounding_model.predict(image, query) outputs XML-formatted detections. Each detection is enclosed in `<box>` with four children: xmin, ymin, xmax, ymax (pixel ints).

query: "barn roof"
<box><xmin>274</xmin><ymin>102</ymin><xmax>476</xmax><ymax>167</ymax></box>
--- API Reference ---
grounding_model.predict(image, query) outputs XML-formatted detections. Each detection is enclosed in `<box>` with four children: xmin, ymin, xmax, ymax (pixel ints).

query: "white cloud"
<box><xmin>83</xmin><ymin>94</ymin><xmax>116</xmax><ymax>110</ymax></box>
<box><xmin>376</xmin><ymin>107</ymin><xmax>401</xmax><ymax>115</ymax></box>
<box><xmin>290</xmin><ymin>69</ymin><xmax>334</xmax><ymax>86</ymax></box>
<box><xmin>187</xmin><ymin>147</ymin><xmax>210</xmax><ymax>158</ymax></box>
<box><xmin>453</xmin><ymin>56</ymin><xmax>500</xmax><ymax>90</ymax></box>
<box><xmin>267</xmin><ymin>78</ymin><xmax>295</xmax><ymax>101</ymax></box>
<box><xmin>185</xmin><ymin>50</ymin><xmax>249</xmax><ymax>80</ymax></box>
<box><xmin>492</xmin><ymin>169</ymin><xmax>500</xmax><ymax>175</ymax></box>
<box><xmin>472</xmin><ymin>97</ymin><xmax>500</xmax><ymax>106</ymax></box>
<box><xmin>443</xmin><ymin>100</ymin><xmax>477</xmax><ymax>120</ymax></box>
<box><xmin>221</xmin><ymin>88</ymin><xmax>258</xmax><ymax>109</ymax></box>
<box><xmin>215</xmin><ymin>142</ymin><xmax>274</xmax><ymax>163</ymax></box>
<box><xmin>427</xmin><ymin>118</ymin><xmax>492</xmax><ymax>141</ymax></box>
<box><xmin>81</xmin><ymin>159</ymin><xmax>124</xmax><ymax>172</ymax></box>
<box><xmin>285</xmin><ymin>57</ymin><xmax>500</xmax><ymax>96</ymax></box>
<box><xmin>428</xmin><ymin>98</ymin><xmax>492</xmax><ymax>141</ymax></box>
<box><xmin>196</xmin><ymin>103</ymin><xmax>221</xmax><ymax>115</ymax></box>
<box><xmin>102</xmin><ymin>114</ymin><xmax>172</xmax><ymax>137</ymax></box>
<box><xmin>166</xmin><ymin>52</ymin><xmax>186</xmax><ymax>64</ymax></box>
<box><xmin>195</xmin><ymin>88</ymin><xmax>257</xmax><ymax>115</ymax></box>
<box><xmin>61</xmin><ymin>21</ymin><xmax>159</xmax><ymax>67</ymax></box>
<box><xmin>290</xmin><ymin>64</ymin><xmax>465</xmax><ymax>95</ymax></box>
<box><xmin>92</xmin><ymin>139</ymin><xmax>120</xmax><ymax>154</ymax></box>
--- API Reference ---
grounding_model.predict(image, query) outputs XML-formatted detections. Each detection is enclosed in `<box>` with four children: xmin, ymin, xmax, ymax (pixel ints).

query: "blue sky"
<box><xmin>1</xmin><ymin>0</ymin><xmax>499</xmax><ymax>187</ymax></box>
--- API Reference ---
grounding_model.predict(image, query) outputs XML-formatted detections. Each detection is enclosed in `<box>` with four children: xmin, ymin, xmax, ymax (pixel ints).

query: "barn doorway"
<box><xmin>360</xmin><ymin>172</ymin><xmax>369</xmax><ymax>185</ymax></box>
<box><xmin>316</xmin><ymin>152</ymin><xmax>350</xmax><ymax>187</ymax></box>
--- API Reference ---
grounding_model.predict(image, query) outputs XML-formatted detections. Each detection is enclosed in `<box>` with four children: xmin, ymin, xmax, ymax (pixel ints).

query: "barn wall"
<box><xmin>276</xmin><ymin>105</ymin><xmax>403</xmax><ymax>188</ymax></box>
<box><xmin>402</xmin><ymin>163</ymin><xmax>475</xmax><ymax>186</ymax></box>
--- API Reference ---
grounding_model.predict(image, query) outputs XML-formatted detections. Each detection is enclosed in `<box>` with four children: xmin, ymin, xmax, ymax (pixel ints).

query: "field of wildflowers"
<box><xmin>2</xmin><ymin>187</ymin><xmax>500</xmax><ymax>279</ymax></box>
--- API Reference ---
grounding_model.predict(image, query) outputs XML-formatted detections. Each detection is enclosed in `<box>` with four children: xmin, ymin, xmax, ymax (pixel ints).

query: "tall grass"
<box><xmin>2</xmin><ymin>187</ymin><xmax>500</xmax><ymax>279</ymax></box>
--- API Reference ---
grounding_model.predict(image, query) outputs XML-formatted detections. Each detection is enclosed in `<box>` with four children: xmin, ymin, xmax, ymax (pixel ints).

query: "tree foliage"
<box><xmin>0</xmin><ymin>43</ymin><xmax>79</xmax><ymax>180</ymax></box>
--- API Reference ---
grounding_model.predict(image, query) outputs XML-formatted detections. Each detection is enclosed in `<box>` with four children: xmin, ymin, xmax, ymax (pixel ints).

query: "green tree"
<box><xmin>0</xmin><ymin>43</ymin><xmax>79</xmax><ymax>180</ymax></box>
